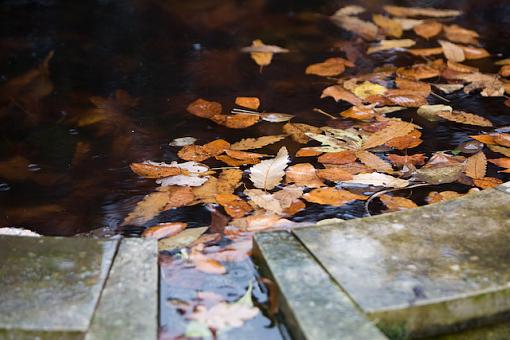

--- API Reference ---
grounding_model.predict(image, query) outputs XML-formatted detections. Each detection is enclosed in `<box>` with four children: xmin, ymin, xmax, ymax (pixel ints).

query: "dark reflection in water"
<box><xmin>1</xmin><ymin>0</ymin><xmax>510</xmax><ymax>337</ymax></box>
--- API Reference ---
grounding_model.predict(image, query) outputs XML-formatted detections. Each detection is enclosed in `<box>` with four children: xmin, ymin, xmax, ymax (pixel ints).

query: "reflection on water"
<box><xmin>1</xmin><ymin>0</ymin><xmax>510</xmax><ymax>338</ymax></box>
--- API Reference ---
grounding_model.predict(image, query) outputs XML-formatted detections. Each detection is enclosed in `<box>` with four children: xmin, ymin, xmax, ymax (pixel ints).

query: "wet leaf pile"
<box><xmin>121</xmin><ymin>4</ymin><xmax>510</xmax><ymax>338</ymax></box>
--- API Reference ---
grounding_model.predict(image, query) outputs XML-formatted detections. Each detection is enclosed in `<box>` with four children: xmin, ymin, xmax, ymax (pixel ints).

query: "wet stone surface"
<box><xmin>253</xmin><ymin>231</ymin><xmax>386</xmax><ymax>340</ymax></box>
<box><xmin>86</xmin><ymin>238</ymin><xmax>158</xmax><ymax>340</ymax></box>
<box><xmin>293</xmin><ymin>187</ymin><xmax>510</xmax><ymax>338</ymax></box>
<box><xmin>0</xmin><ymin>236</ymin><xmax>118</xmax><ymax>334</ymax></box>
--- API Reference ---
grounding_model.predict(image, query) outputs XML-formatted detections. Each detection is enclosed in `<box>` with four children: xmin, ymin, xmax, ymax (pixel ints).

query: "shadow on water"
<box><xmin>1</xmin><ymin>0</ymin><xmax>510</xmax><ymax>338</ymax></box>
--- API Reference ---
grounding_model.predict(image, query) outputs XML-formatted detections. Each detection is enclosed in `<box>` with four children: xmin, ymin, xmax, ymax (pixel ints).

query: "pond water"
<box><xmin>1</xmin><ymin>0</ymin><xmax>510</xmax><ymax>338</ymax></box>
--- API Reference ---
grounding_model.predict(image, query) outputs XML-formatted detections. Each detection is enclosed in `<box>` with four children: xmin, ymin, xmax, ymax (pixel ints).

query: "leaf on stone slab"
<box><xmin>249</xmin><ymin>147</ymin><xmax>289</xmax><ymax>190</ymax></box>
<box><xmin>186</xmin><ymin>98</ymin><xmax>222</xmax><ymax>119</ymax></box>
<box><xmin>285</xmin><ymin>163</ymin><xmax>324</xmax><ymax>187</ymax></box>
<box><xmin>436</xmin><ymin>110</ymin><xmax>492</xmax><ymax>127</ymax></box>
<box><xmin>303</xmin><ymin>187</ymin><xmax>367</xmax><ymax>206</ymax></box>
<box><xmin>367</xmin><ymin>39</ymin><xmax>416</xmax><ymax>54</ymax></box>
<box><xmin>343</xmin><ymin>172</ymin><xmax>410</xmax><ymax>188</ymax></box>
<box><xmin>465</xmin><ymin>151</ymin><xmax>487</xmax><ymax>179</ymax></box>
<box><xmin>142</xmin><ymin>222</ymin><xmax>187</xmax><ymax>240</ymax></box>
<box><xmin>380</xmin><ymin>194</ymin><xmax>417</xmax><ymax>211</ymax></box>
<box><xmin>230</xmin><ymin>135</ymin><xmax>287</xmax><ymax>150</ymax></box>
<box><xmin>235</xmin><ymin>97</ymin><xmax>260</xmax><ymax>110</ymax></box>
<box><xmin>383</xmin><ymin>6</ymin><xmax>461</xmax><ymax>18</ymax></box>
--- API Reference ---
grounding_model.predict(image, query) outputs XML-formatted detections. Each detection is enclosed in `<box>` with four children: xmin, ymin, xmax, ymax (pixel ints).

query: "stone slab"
<box><xmin>294</xmin><ymin>188</ymin><xmax>510</xmax><ymax>338</ymax></box>
<box><xmin>253</xmin><ymin>231</ymin><xmax>386</xmax><ymax>340</ymax></box>
<box><xmin>0</xmin><ymin>236</ymin><xmax>118</xmax><ymax>335</ymax></box>
<box><xmin>86</xmin><ymin>238</ymin><xmax>158</xmax><ymax>340</ymax></box>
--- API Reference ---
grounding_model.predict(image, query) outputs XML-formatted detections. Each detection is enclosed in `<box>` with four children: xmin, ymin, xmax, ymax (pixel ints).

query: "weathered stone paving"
<box><xmin>0</xmin><ymin>236</ymin><xmax>158</xmax><ymax>339</ymax></box>
<box><xmin>255</xmin><ymin>183</ymin><xmax>510</xmax><ymax>339</ymax></box>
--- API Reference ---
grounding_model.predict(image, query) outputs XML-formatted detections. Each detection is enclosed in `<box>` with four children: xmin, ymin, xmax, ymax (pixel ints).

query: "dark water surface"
<box><xmin>1</xmin><ymin>0</ymin><xmax>510</xmax><ymax>338</ymax></box>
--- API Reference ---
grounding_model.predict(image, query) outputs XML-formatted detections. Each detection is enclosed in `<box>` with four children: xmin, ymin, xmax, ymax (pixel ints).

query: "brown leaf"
<box><xmin>340</xmin><ymin>105</ymin><xmax>376</xmax><ymax>120</ymax></box>
<box><xmin>305</xmin><ymin>57</ymin><xmax>352</xmax><ymax>77</ymax></box>
<box><xmin>225</xmin><ymin>149</ymin><xmax>268</xmax><ymax>160</ymax></box>
<box><xmin>385</xmin><ymin>92</ymin><xmax>428</xmax><ymax>107</ymax></box>
<box><xmin>318</xmin><ymin>150</ymin><xmax>357</xmax><ymax>165</ymax></box>
<box><xmin>362</xmin><ymin>120</ymin><xmax>417</xmax><ymax>149</ymax></box>
<box><xmin>396</xmin><ymin>64</ymin><xmax>440</xmax><ymax>79</ymax></box>
<box><xmin>321</xmin><ymin>85</ymin><xmax>363</xmax><ymax>106</ymax></box>
<box><xmin>230</xmin><ymin>135</ymin><xmax>287</xmax><ymax>150</ymax></box>
<box><xmin>494</xmin><ymin>134</ymin><xmax>510</xmax><ymax>147</ymax></box>
<box><xmin>407</xmin><ymin>47</ymin><xmax>443</xmax><ymax>56</ymax></box>
<box><xmin>282</xmin><ymin>199</ymin><xmax>306</xmax><ymax>216</ymax></box>
<box><xmin>472</xmin><ymin>177</ymin><xmax>502</xmax><ymax>189</ymax></box>
<box><xmin>163</xmin><ymin>186</ymin><xmax>195</xmax><ymax>210</ymax></box>
<box><xmin>324</xmin><ymin>162</ymin><xmax>372</xmax><ymax>174</ymax></box>
<box><xmin>395</xmin><ymin>78</ymin><xmax>431</xmax><ymax>97</ymax></box>
<box><xmin>235</xmin><ymin>97</ymin><xmax>260</xmax><ymax>110</ymax></box>
<box><xmin>499</xmin><ymin>65</ymin><xmax>510</xmax><ymax>77</ymax></box>
<box><xmin>355</xmin><ymin>150</ymin><xmax>393</xmax><ymax>173</ymax></box>
<box><xmin>444</xmin><ymin>25</ymin><xmax>479</xmax><ymax>45</ymax></box>
<box><xmin>211</xmin><ymin>113</ymin><xmax>260</xmax><ymax>129</ymax></box>
<box><xmin>387</xmin><ymin>153</ymin><xmax>426</xmax><ymax>167</ymax></box>
<box><xmin>470</xmin><ymin>134</ymin><xmax>496</xmax><ymax>145</ymax></box>
<box><xmin>186</xmin><ymin>98</ymin><xmax>222</xmax><ymax>118</ymax></box>
<box><xmin>285</xmin><ymin>163</ymin><xmax>324</xmax><ymax>187</ymax></box>
<box><xmin>447</xmin><ymin>60</ymin><xmax>478</xmax><ymax>73</ymax></box>
<box><xmin>122</xmin><ymin>191</ymin><xmax>171</xmax><ymax>226</ymax></box>
<box><xmin>385</xmin><ymin>129</ymin><xmax>423</xmax><ymax>149</ymax></box>
<box><xmin>316</xmin><ymin>168</ymin><xmax>354</xmax><ymax>181</ymax></box>
<box><xmin>217</xmin><ymin>169</ymin><xmax>243</xmax><ymax>195</ymax></box>
<box><xmin>462</xmin><ymin>46</ymin><xmax>490</xmax><ymax>60</ymax></box>
<box><xmin>142</xmin><ymin>222</ymin><xmax>187</xmax><ymax>240</ymax></box>
<box><xmin>216</xmin><ymin>194</ymin><xmax>252</xmax><ymax>218</ymax></box>
<box><xmin>372</xmin><ymin>14</ymin><xmax>403</xmax><ymax>38</ymax></box>
<box><xmin>383</xmin><ymin>6</ymin><xmax>461</xmax><ymax>18</ymax></box>
<box><xmin>465</xmin><ymin>151</ymin><xmax>487</xmax><ymax>179</ymax></box>
<box><xmin>437</xmin><ymin>110</ymin><xmax>492</xmax><ymax>127</ymax></box>
<box><xmin>283</xmin><ymin>123</ymin><xmax>321</xmax><ymax>143</ymax></box>
<box><xmin>178</xmin><ymin>139</ymin><xmax>231</xmax><ymax>162</ymax></box>
<box><xmin>130</xmin><ymin>162</ymin><xmax>181</xmax><ymax>178</ymax></box>
<box><xmin>488</xmin><ymin>144</ymin><xmax>510</xmax><ymax>157</ymax></box>
<box><xmin>380</xmin><ymin>194</ymin><xmax>417</xmax><ymax>211</ymax></box>
<box><xmin>413</xmin><ymin>20</ymin><xmax>442</xmax><ymax>39</ymax></box>
<box><xmin>215</xmin><ymin>155</ymin><xmax>259</xmax><ymax>166</ymax></box>
<box><xmin>192</xmin><ymin>177</ymin><xmax>218</xmax><ymax>204</ymax></box>
<box><xmin>488</xmin><ymin>158</ymin><xmax>510</xmax><ymax>169</ymax></box>
<box><xmin>303</xmin><ymin>187</ymin><xmax>367</xmax><ymax>206</ymax></box>
<box><xmin>331</xmin><ymin>15</ymin><xmax>379</xmax><ymax>40</ymax></box>
<box><xmin>426</xmin><ymin>191</ymin><xmax>462</xmax><ymax>204</ymax></box>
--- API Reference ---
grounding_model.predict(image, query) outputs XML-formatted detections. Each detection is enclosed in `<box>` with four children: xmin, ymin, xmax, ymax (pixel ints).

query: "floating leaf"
<box><xmin>383</xmin><ymin>6</ymin><xmax>461</xmax><ymax>18</ymax></box>
<box><xmin>355</xmin><ymin>150</ymin><xmax>393</xmax><ymax>173</ymax></box>
<box><xmin>426</xmin><ymin>191</ymin><xmax>462</xmax><ymax>204</ymax></box>
<box><xmin>216</xmin><ymin>194</ymin><xmax>252</xmax><ymax>218</ymax></box>
<box><xmin>437</xmin><ymin>110</ymin><xmax>492</xmax><ymax>127</ymax></box>
<box><xmin>242</xmin><ymin>39</ymin><xmax>288</xmax><ymax>69</ymax></box>
<box><xmin>362</xmin><ymin>120</ymin><xmax>416</xmax><ymax>149</ymax></box>
<box><xmin>122</xmin><ymin>191</ymin><xmax>172</xmax><ymax>226</ymax></box>
<box><xmin>211</xmin><ymin>113</ymin><xmax>260</xmax><ymax>129</ymax></box>
<box><xmin>260</xmin><ymin>112</ymin><xmax>294</xmax><ymax>122</ymax></box>
<box><xmin>187</xmin><ymin>98</ymin><xmax>222</xmax><ymax>118</ymax></box>
<box><xmin>318</xmin><ymin>151</ymin><xmax>357</xmax><ymax>164</ymax></box>
<box><xmin>432</xmin><ymin>83</ymin><xmax>464</xmax><ymax>94</ymax></box>
<box><xmin>331</xmin><ymin>14</ymin><xmax>378</xmax><ymax>40</ymax></box>
<box><xmin>472</xmin><ymin>177</ymin><xmax>502</xmax><ymax>189</ymax></box>
<box><xmin>413</xmin><ymin>20</ymin><xmax>442</xmax><ymax>39</ymax></box>
<box><xmin>303</xmin><ymin>187</ymin><xmax>367</xmax><ymax>206</ymax></box>
<box><xmin>488</xmin><ymin>144</ymin><xmax>510</xmax><ymax>157</ymax></box>
<box><xmin>352</xmin><ymin>81</ymin><xmax>387</xmax><ymax>99</ymax></box>
<box><xmin>465</xmin><ymin>151</ymin><xmax>487</xmax><ymax>179</ymax></box>
<box><xmin>344</xmin><ymin>172</ymin><xmax>410</xmax><ymax>188</ymax></box>
<box><xmin>285</xmin><ymin>163</ymin><xmax>324</xmax><ymax>187</ymax></box>
<box><xmin>367</xmin><ymin>39</ymin><xmax>415</xmax><ymax>54</ymax></box>
<box><xmin>387</xmin><ymin>154</ymin><xmax>426</xmax><ymax>167</ymax></box>
<box><xmin>305</xmin><ymin>57</ymin><xmax>353</xmax><ymax>77</ymax></box>
<box><xmin>169</xmin><ymin>137</ymin><xmax>197</xmax><ymax>147</ymax></box>
<box><xmin>249</xmin><ymin>147</ymin><xmax>289</xmax><ymax>190</ymax></box>
<box><xmin>380</xmin><ymin>194</ymin><xmax>417</xmax><ymax>211</ymax></box>
<box><xmin>321</xmin><ymin>85</ymin><xmax>362</xmax><ymax>106</ymax></box>
<box><xmin>235</xmin><ymin>97</ymin><xmax>260</xmax><ymax>110</ymax></box>
<box><xmin>439</xmin><ymin>40</ymin><xmax>465</xmax><ymax>62</ymax></box>
<box><xmin>158</xmin><ymin>227</ymin><xmax>208</xmax><ymax>251</ymax></box>
<box><xmin>142</xmin><ymin>222</ymin><xmax>187</xmax><ymax>240</ymax></box>
<box><xmin>372</xmin><ymin>14</ymin><xmax>403</xmax><ymax>38</ymax></box>
<box><xmin>231</xmin><ymin>135</ymin><xmax>286</xmax><ymax>150</ymax></box>
<box><xmin>283</xmin><ymin>123</ymin><xmax>321</xmax><ymax>143</ymax></box>
<box><xmin>316</xmin><ymin>168</ymin><xmax>353</xmax><ymax>181</ymax></box>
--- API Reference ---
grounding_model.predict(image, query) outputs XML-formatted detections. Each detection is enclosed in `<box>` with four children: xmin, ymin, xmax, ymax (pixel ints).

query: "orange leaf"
<box><xmin>470</xmin><ymin>134</ymin><xmax>496</xmax><ymax>145</ymax></box>
<box><xmin>413</xmin><ymin>20</ymin><xmax>442</xmax><ymax>39</ymax></box>
<box><xmin>340</xmin><ymin>105</ymin><xmax>376</xmax><ymax>120</ymax></box>
<box><xmin>235</xmin><ymin>97</ymin><xmax>260</xmax><ymax>110</ymax></box>
<box><xmin>283</xmin><ymin>122</ymin><xmax>321</xmax><ymax>143</ymax></box>
<box><xmin>488</xmin><ymin>158</ymin><xmax>510</xmax><ymax>169</ymax></box>
<box><xmin>211</xmin><ymin>113</ymin><xmax>260</xmax><ymax>129</ymax></box>
<box><xmin>303</xmin><ymin>187</ymin><xmax>367</xmax><ymax>206</ymax></box>
<box><xmin>187</xmin><ymin>98</ymin><xmax>222</xmax><ymax>118</ymax></box>
<box><xmin>472</xmin><ymin>177</ymin><xmax>502</xmax><ymax>189</ymax></box>
<box><xmin>437</xmin><ymin>110</ymin><xmax>492</xmax><ymax>127</ymax></box>
<box><xmin>316</xmin><ymin>168</ymin><xmax>353</xmax><ymax>181</ymax></box>
<box><xmin>494</xmin><ymin>133</ymin><xmax>510</xmax><ymax>147</ymax></box>
<box><xmin>305</xmin><ymin>57</ymin><xmax>352</xmax><ymax>77</ymax></box>
<box><xmin>355</xmin><ymin>150</ymin><xmax>393</xmax><ymax>173</ymax></box>
<box><xmin>465</xmin><ymin>151</ymin><xmax>487</xmax><ymax>179</ymax></box>
<box><xmin>285</xmin><ymin>163</ymin><xmax>324</xmax><ymax>188</ymax></box>
<box><xmin>380</xmin><ymin>194</ymin><xmax>417</xmax><ymax>211</ymax></box>
<box><xmin>216</xmin><ymin>194</ymin><xmax>252</xmax><ymax>218</ymax></box>
<box><xmin>362</xmin><ymin>120</ymin><xmax>416</xmax><ymax>149</ymax></box>
<box><xmin>318</xmin><ymin>150</ymin><xmax>357</xmax><ymax>165</ymax></box>
<box><xmin>142</xmin><ymin>222</ymin><xmax>187</xmax><ymax>240</ymax></box>
<box><xmin>130</xmin><ymin>162</ymin><xmax>181</xmax><ymax>178</ymax></box>
<box><xmin>321</xmin><ymin>85</ymin><xmax>362</xmax><ymax>106</ymax></box>
<box><xmin>387</xmin><ymin>153</ymin><xmax>426</xmax><ymax>167</ymax></box>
